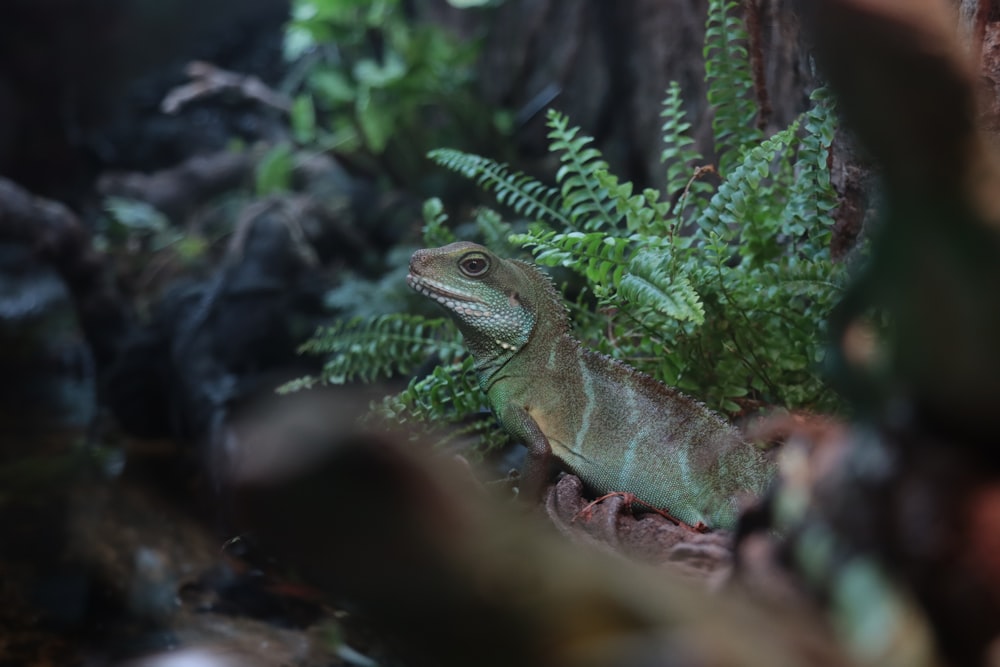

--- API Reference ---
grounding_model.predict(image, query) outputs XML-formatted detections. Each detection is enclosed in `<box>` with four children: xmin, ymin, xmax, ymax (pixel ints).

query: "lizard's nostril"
<box><xmin>410</xmin><ymin>250</ymin><xmax>429</xmax><ymax>273</ymax></box>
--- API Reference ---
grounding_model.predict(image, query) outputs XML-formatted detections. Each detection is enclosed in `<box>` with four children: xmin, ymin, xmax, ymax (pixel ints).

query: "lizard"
<box><xmin>407</xmin><ymin>241</ymin><xmax>776</xmax><ymax>530</ymax></box>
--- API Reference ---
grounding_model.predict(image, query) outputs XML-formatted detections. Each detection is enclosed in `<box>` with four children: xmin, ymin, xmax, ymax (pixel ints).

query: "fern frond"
<box><xmin>704</xmin><ymin>0</ymin><xmax>762</xmax><ymax>174</ymax></box>
<box><xmin>697</xmin><ymin>120</ymin><xmax>800</xmax><ymax>263</ymax></box>
<box><xmin>322</xmin><ymin>249</ymin><xmax>414</xmax><ymax>319</ymax></box>
<box><xmin>428</xmin><ymin>148</ymin><xmax>571</xmax><ymax>226</ymax></box>
<box><xmin>546</xmin><ymin>109</ymin><xmax>619</xmax><ymax>231</ymax></box>
<box><xmin>782</xmin><ymin>88</ymin><xmax>838</xmax><ymax>248</ymax></box>
<box><xmin>422</xmin><ymin>197</ymin><xmax>456</xmax><ymax>247</ymax></box>
<box><xmin>472</xmin><ymin>207</ymin><xmax>516</xmax><ymax>255</ymax></box>
<box><xmin>619</xmin><ymin>250</ymin><xmax>706</xmax><ymax>325</ymax></box>
<box><xmin>511</xmin><ymin>226</ymin><xmax>631</xmax><ymax>287</ymax></box>
<box><xmin>374</xmin><ymin>356</ymin><xmax>507</xmax><ymax>449</ymax></box>
<box><xmin>767</xmin><ymin>257</ymin><xmax>848</xmax><ymax>301</ymax></box>
<box><xmin>595</xmin><ymin>171</ymin><xmax>673</xmax><ymax>236</ymax></box>
<box><xmin>660</xmin><ymin>81</ymin><xmax>711</xmax><ymax>204</ymax></box>
<box><xmin>381</xmin><ymin>357</ymin><xmax>491</xmax><ymax>425</ymax></box>
<box><xmin>299</xmin><ymin>314</ymin><xmax>462</xmax><ymax>384</ymax></box>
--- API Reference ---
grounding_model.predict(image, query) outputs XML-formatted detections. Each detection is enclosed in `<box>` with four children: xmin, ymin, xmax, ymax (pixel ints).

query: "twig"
<box><xmin>162</xmin><ymin>61</ymin><xmax>292</xmax><ymax>114</ymax></box>
<box><xmin>98</xmin><ymin>149</ymin><xmax>260</xmax><ymax>219</ymax></box>
<box><xmin>743</xmin><ymin>0</ymin><xmax>772</xmax><ymax>132</ymax></box>
<box><xmin>672</xmin><ymin>164</ymin><xmax>716</xmax><ymax>236</ymax></box>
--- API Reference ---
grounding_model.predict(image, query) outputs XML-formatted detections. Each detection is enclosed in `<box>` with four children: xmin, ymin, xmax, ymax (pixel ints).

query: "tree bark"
<box><xmin>422</xmin><ymin>0</ymin><xmax>816</xmax><ymax>189</ymax></box>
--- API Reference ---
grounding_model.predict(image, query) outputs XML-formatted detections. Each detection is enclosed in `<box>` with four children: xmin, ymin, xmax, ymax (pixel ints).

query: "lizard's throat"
<box><xmin>466</xmin><ymin>334</ymin><xmax>523</xmax><ymax>360</ymax></box>
<box><xmin>467</xmin><ymin>338</ymin><xmax>520</xmax><ymax>387</ymax></box>
<box><xmin>459</xmin><ymin>319</ymin><xmax>534</xmax><ymax>386</ymax></box>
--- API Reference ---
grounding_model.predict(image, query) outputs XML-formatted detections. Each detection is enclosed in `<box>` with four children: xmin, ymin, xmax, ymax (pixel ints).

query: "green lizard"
<box><xmin>407</xmin><ymin>241</ymin><xmax>775</xmax><ymax>530</ymax></box>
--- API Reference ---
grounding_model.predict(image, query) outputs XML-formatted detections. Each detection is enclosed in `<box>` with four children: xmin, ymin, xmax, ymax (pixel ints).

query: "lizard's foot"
<box><xmin>572</xmin><ymin>492</ymin><xmax>709</xmax><ymax>532</ymax></box>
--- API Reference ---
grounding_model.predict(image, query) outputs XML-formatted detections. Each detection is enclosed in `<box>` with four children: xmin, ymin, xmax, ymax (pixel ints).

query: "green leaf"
<box><xmin>291</xmin><ymin>94</ymin><xmax>317</xmax><ymax>143</ymax></box>
<box><xmin>353</xmin><ymin>53</ymin><xmax>407</xmax><ymax>88</ymax></box>
<box><xmin>255</xmin><ymin>143</ymin><xmax>294</xmax><ymax>195</ymax></box>
<box><xmin>104</xmin><ymin>197</ymin><xmax>169</xmax><ymax>233</ymax></box>
<box><xmin>175</xmin><ymin>235</ymin><xmax>209</xmax><ymax>262</ymax></box>
<box><xmin>355</xmin><ymin>88</ymin><xmax>392</xmax><ymax>153</ymax></box>
<box><xmin>310</xmin><ymin>69</ymin><xmax>355</xmax><ymax>105</ymax></box>
<box><xmin>704</xmin><ymin>0</ymin><xmax>763</xmax><ymax>174</ymax></box>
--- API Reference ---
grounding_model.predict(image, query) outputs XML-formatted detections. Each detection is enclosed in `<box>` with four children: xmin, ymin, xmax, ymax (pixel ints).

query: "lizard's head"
<box><xmin>407</xmin><ymin>241</ymin><xmax>567</xmax><ymax>354</ymax></box>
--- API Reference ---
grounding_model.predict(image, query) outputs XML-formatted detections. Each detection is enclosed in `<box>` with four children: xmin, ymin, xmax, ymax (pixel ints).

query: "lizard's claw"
<box><xmin>572</xmin><ymin>491</ymin><xmax>710</xmax><ymax>532</ymax></box>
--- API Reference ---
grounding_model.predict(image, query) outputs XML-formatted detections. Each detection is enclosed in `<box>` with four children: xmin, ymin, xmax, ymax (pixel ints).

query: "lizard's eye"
<box><xmin>459</xmin><ymin>252</ymin><xmax>490</xmax><ymax>278</ymax></box>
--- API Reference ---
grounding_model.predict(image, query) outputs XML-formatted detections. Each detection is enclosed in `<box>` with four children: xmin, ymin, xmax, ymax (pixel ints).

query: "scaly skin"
<box><xmin>407</xmin><ymin>241</ymin><xmax>775</xmax><ymax>529</ymax></box>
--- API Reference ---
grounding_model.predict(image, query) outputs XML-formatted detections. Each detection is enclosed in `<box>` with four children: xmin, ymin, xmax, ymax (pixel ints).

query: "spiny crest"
<box><xmin>508</xmin><ymin>259</ymin><xmax>571</xmax><ymax>334</ymax></box>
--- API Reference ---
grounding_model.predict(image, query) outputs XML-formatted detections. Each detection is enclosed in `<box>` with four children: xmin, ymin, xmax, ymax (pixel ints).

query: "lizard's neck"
<box><xmin>465</xmin><ymin>314</ymin><xmax>564</xmax><ymax>390</ymax></box>
<box><xmin>466</xmin><ymin>336</ymin><xmax>518</xmax><ymax>388</ymax></box>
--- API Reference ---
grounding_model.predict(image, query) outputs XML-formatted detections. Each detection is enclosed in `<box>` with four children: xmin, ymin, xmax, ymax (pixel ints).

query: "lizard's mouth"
<box><xmin>407</xmin><ymin>272</ymin><xmax>492</xmax><ymax>316</ymax></box>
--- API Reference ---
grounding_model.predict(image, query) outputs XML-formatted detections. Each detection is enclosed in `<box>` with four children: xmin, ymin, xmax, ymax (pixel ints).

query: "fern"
<box><xmin>378</xmin><ymin>357</ymin><xmax>510</xmax><ymax>450</ymax></box>
<box><xmin>618</xmin><ymin>250</ymin><xmax>705</xmax><ymax>326</ymax></box>
<box><xmin>321</xmin><ymin>260</ymin><xmax>409</xmax><ymax>319</ymax></box>
<box><xmin>660</xmin><ymin>81</ymin><xmax>712</xmax><ymax>210</ymax></box>
<box><xmin>704</xmin><ymin>0</ymin><xmax>763</xmax><ymax>174</ymax></box>
<box><xmin>546</xmin><ymin>110</ymin><xmax>619</xmax><ymax>230</ymax></box>
<box><xmin>597</xmin><ymin>171</ymin><xmax>672</xmax><ymax>236</ymax></box>
<box><xmin>422</xmin><ymin>197</ymin><xmax>457</xmax><ymax>247</ymax></box>
<box><xmin>382</xmin><ymin>358</ymin><xmax>485</xmax><ymax>423</ymax></box>
<box><xmin>698</xmin><ymin>120</ymin><xmax>801</xmax><ymax>265</ymax></box>
<box><xmin>429</xmin><ymin>83</ymin><xmax>843</xmax><ymax>413</ymax></box>
<box><xmin>432</xmin><ymin>111</ymin><xmax>623</xmax><ymax>234</ymax></box>
<box><xmin>298</xmin><ymin>314</ymin><xmax>463</xmax><ymax>384</ymax></box>
<box><xmin>510</xmin><ymin>226</ymin><xmax>631</xmax><ymax>288</ymax></box>
<box><xmin>782</xmin><ymin>88</ymin><xmax>839</xmax><ymax>245</ymax></box>
<box><xmin>426</xmin><ymin>81</ymin><xmax>843</xmax><ymax>413</ymax></box>
<box><xmin>472</xmin><ymin>207</ymin><xmax>517</xmax><ymax>255</ymax></box>
<box><xmin>429</xmin><ymin>149</ymin><xmax>570</xmax><ymax>226</ymax></box>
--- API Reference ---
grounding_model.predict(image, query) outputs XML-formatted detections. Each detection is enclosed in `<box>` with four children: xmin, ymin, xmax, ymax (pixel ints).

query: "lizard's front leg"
<box><xmin>495</xmin><ymin>402</ymin><xmax>552</xmax><ymax>502</ymax></box>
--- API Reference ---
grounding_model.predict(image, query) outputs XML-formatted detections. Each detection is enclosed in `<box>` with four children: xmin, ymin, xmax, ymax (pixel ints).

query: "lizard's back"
<box><xmin>509</xmin><ymin>336</ymin><xmax>774</xmax><ymax>528</ymax></box>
